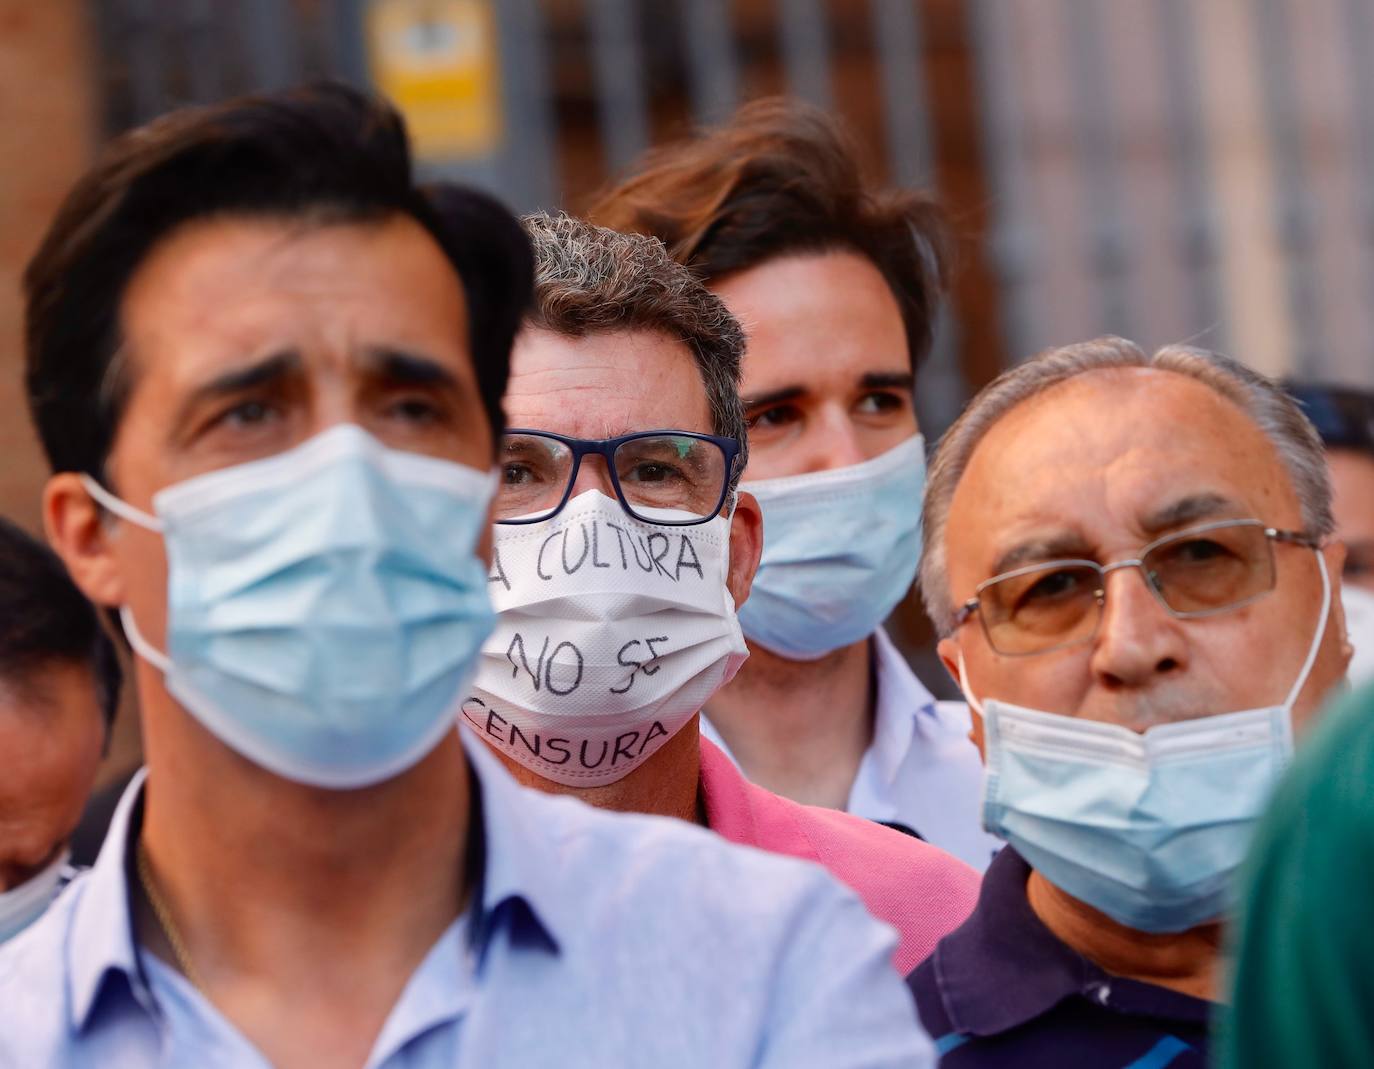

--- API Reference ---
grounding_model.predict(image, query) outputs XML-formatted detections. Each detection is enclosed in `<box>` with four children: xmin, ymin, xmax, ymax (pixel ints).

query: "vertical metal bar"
<box><xmin>776</xmin><ymin>0</ymin><xmax>832</xmax><ymax>110</ymax></box>
<box><xmin>1061</xmin><ymin>0</ymin><xmax>1135</xmax><ymax>340</ymax></box>
<box><xmin>586</xmin><ymin>0</ymin><xmax>651</xmax><ymax>174</ymax></box>
<box><xmin>125</xmin><ymin>0</ymin><xmax>166</xmax><ymax>122</ymax></box>
<box><xmin>1251</xmin><ymin>0</ymin><xmax>1325</xmax><ymax>376</ymax></box>
<box><xmin>967</xmin><ymin>0</ymin><xmax>1042</xmax><ymax>362</ymax></box>
<box><xmin>326</xmin><ymin>0</ymin><xmax>372</xmax><ymax>87</ymax></box>
<box><xmin>1340</xmin><ymin>0</ymin><xmax>1374</xmax><ymax>377</ymax></box>
<box><xmin>1156</xmin><ymin>0</ymin><xmax>1228</xmax><ymax>353</ymax></box>
<box><xmin>181</xmin><ymin>0</ymin><xmax>221</xmax><ymax>103</ymax></box>
<box><xmin>679</xmin><ymin>0</ymin><xmax>739</xmax><ymax>124</ymax></box>
<box><xmin>491</xmin><ymin>0</ymin><xmax>558</xmax><ymax>209</ymax></box>
<box><xmin>866</xmin><ymin>0</ymin><xmax>964</xmax><ymax>434</ymax></box>
<box><xmin>868</xmin><ymin>0</ymin><xmax>934</xmax><ymax>188</ymax></box>
<box><xmin>242</xmin><ymin>0</ymin><xmax>299</xmax><ymax>91</ymax></box>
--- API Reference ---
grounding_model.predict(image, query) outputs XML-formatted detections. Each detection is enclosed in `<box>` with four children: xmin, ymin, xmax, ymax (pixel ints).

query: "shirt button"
<box><xmin>1092</xmin><ymin>983</ymin><xmax>1111</xmax><ymax>1005</ymax></box>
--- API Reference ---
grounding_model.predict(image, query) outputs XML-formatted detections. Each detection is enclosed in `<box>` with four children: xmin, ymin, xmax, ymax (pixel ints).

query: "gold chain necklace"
<box><xmin>136</xmin><ymin>842</ymin><xmax>207</xmax><ymax>993</ymax></box>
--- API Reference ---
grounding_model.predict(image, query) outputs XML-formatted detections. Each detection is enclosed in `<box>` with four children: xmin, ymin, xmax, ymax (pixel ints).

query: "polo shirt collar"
<box><xmin>67</xmin><ymin>768</ymin><xmax>151</xmax><ymax>1032</ymax></box>
<box><xmin>933</xmin><ymin>847</ymin><xmax>1214</xmax><ymax>1037</ymax></box>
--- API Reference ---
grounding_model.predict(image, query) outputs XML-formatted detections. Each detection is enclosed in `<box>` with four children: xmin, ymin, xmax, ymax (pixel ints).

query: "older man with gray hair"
<box><xmin>906</xmin><ymin>337</ymin><xmax>1350</xmax><ymax>1067</ymax></box>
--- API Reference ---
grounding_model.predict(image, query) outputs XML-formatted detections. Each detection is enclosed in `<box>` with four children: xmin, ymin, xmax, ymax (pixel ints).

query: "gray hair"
<box><xmin>920</xmin><ymin>336</ymin><xmax>1334</xmax><ymax>635</ymax></box>
<box><xmin>520</xmin><ymin>211</ymin><xmax>748</xmax><ymax>486</ymax></box>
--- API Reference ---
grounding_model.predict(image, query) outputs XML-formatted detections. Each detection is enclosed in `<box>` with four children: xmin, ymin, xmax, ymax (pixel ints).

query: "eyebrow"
<box><xmin>359</xmin><ymin>346</ymin><xmax>461</xmax><ymax>391</ymax></box>
<box><xmin>861</xmin><ymin>370</ymin><xmax>915</xmax><ymax>393</ymax></box>
<box><xmin>986</xmin><ymin>492</ymin><xmax>1249</xmax><ymax>579</ymax></box>
<box><xmin>740</xmin><ymin>371</ymin><xmax>915</xmax><ymax>411</ymax></box>
<box><xmin>172</xmin><ymin>350</ymin><xmax>302</xmax><ymax>432</ymax></box>
<box><xmin>741</xmin><ymin>385</ymin><xmax>804</xmax><ymax>410</ymax></box>
<box><xmin>990</xmin><ymin>533</ymin><xmax>1095</xmax><ymax>579</ymax></box>
<box><xmin>1140</xmin><ymin>492</ymin><xmax>1243</xmax><ymax>535</ymax></box>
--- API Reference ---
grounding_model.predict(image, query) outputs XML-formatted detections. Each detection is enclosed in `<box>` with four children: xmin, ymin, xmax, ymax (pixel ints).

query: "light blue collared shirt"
<box><xmin>703</xmin><ymin>628</ymin><xmax>1002</xmax><ymax>871</ymax></box>
<box><xmin>0</xmin><ymin>734</ymin><xmax>933</xmax><ymax>1068</ymax></box>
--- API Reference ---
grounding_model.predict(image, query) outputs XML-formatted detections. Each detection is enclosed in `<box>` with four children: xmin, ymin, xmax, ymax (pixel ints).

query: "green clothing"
<box><xmin>1220</xmin><ymin>682</ymin><xmax>1374</xmax><ymax>1068</ymax></box>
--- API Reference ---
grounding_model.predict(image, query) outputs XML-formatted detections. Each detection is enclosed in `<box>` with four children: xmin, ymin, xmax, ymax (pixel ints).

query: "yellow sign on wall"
<box><xmin>366</xmin><ymin>0</ymin><xmax>502</xmax><ymax>161</ymax></box>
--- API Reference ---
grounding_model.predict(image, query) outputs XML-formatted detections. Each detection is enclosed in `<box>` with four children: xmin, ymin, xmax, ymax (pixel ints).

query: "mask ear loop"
<box><xmin>956</xmin><ymin>651</ymin><xmax>987</xmax><ymax>720</ymax></box>
<box><xmin>78</xmin><ymin>475</ymin><xmax>174</xmax><ymax>674</ymax></box>
<box><xmin>79</xmin><ymin>474</ymin><xmax>164</xmax><ymax>533</ymax></box>
<box><xmin>1283</xmin><ymin>549</ymin><xmax>1331</xmax><ymax>712</ymax></box>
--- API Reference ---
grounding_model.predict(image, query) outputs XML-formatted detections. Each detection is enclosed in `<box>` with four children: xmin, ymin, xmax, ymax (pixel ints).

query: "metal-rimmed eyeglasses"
<box><xmin>954</xmin><ymin>519</ymin><xmax>1321</xmax><ymax>656</ymax></box>
<box><xmin>495</xmin><ymin>429</ymin><xmax>741</xmax><ymax>526</ymax></box>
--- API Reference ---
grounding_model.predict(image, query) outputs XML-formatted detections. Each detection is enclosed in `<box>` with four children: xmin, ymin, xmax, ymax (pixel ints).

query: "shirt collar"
<box><xmin>460</xmin><ymin>728</ymin><xmax>574</xmax><ymax>957</ymax></box>
<box><xmin>67</xmin><ymin>768</ymin><xmax>151</xmax><ymax>1033</ymax></box>
<box><xmin>932</xmin><ymin>848</ymin><xmax>1214</xmax><ymax>1036</ymax></box>
<box><xmin>869</xmin><ymin>628</ymin><xmax>937</xmax><ymax>786</ymax></box>
<box><xmin>68</xmin><ymin>738</ymin><xmax>572</xmax><ymax>1031</ymax></box>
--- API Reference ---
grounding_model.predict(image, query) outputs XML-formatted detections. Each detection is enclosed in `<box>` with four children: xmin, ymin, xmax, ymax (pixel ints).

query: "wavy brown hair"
<box><xmin>589</xmin><ymin>96</ymin><xmax>951</xmax><ymax>369</ymax></box>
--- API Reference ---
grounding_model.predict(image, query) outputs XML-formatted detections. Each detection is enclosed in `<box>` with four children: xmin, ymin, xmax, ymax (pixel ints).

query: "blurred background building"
<box><xmin>4</xmin><ymin>0</ymin><xmax>1373</xmax><ymax>775</ymax></box>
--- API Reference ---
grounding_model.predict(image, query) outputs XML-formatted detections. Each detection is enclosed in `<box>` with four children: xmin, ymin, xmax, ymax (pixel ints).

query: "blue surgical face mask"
<box><xmin>958</xmin><ymin>550</ymin><xmax>1330</xmax><ymax>933</ymax></box>
<box><xmin>737</xmin><ymin>434</ymin><xmax>926</xmax><ymax>660</ymax></box>
<box><xmin>83</xmin><ymin>425</ymin><xmax>497</xmax><ymax>790</ymax></box>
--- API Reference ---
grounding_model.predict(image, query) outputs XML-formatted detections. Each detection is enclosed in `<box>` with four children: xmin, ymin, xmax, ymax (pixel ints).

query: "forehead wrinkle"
<box><xmin>948</xmin><ymin>370</ymin><xmax>1306</xmax><ymax>596</ymax></box>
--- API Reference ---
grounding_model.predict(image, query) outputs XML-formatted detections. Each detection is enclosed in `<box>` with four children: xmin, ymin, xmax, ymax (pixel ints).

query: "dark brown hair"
<box><xmin>589</xmin><ymin>96</ymin><xmax>950</xmax><ymax>369</ymax></box>
<box><xmin>24</xmin><ymin>82</ymin><xmax>533</xmax><ymax>479</ymax></box>
<box><xmin>520</xmin><ymin>212</ymin><xmax>748</xmax><ymax>480</ymax></box>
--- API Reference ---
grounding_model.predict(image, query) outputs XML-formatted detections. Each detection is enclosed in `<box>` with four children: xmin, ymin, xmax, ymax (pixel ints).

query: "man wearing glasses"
<box><xmin>463</xmin><ymin>212</ymin><xmax>980</xmax><ymax>975</ymax></box>
<box><xmin>907</xmin><ymin>337</ymin><xmax>1350</xmax><ymax>1067</ymax></box>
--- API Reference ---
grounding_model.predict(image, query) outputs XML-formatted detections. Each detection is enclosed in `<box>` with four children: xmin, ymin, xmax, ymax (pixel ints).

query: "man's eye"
<box><xmin>1172</xmin><ymin>538</ymin><xmax>1230</xmax><ymax>564</ymax></box>
<box><xmin>219</xmin><ymin>400</ymin><xmax>277</xmax><ymax>428</ymax></box>
<box><xmin>388</xmin><ymin>397</ymin><xmax>442</xmax><ymax>424</ymax></box>
<box><xmin>855</xmin><ymin>391</ymin><xmax>906</xmax><ymax>415</ymax></box>
<box><xmin>1021</xmin><ymin>569</ymin><xmax>1084</xmax><ymax>604</ymax></box>
<box><xmin>748</xmin><ymin>405</ymin><xmax>799</xmax><ymax>430</ymax></box>
<box><xmin>502</xmin><ymin>464</ymin><xmax>536</xmax><ymax>485</ymax></box>
<box><xmin>625</xmin><ymin>462</ymin><xmax>682</xmax><ymax>484</ymax></box>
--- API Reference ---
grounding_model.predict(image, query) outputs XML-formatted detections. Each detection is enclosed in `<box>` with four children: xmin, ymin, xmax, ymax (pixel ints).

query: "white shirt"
<box><xmin>703</xmin><ymin>628</ymin><xmax>1002</xmax><ymax>871</ymax></box>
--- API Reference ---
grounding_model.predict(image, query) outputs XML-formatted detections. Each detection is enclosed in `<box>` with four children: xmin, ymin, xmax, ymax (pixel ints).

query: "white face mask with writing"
<box><xmin>465</xmin><ymin>490</ymin><xmax>750</xmax><ymax>787</ymax></box>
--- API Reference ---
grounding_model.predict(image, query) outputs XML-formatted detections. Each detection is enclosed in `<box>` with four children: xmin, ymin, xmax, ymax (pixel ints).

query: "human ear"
<box><xmin>939</xmin><ymin>634</ymin><xmax>986</xmax><ymax>760</ymax></box>
<box><xmin>725</xmin><ymin>491</ymin><xmax>763</xmax><ymax>609</ymax></box>
<box><xmin>43</xmin><ymin>473</ymin><xmax>127</xmax><ymax>609</ymax></box>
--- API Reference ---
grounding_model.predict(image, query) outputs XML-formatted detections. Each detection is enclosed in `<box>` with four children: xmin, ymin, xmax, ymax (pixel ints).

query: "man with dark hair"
<box><xmin>465</xmin><ymin>211</ymin><xmax>978</xmax><ymax>976</ymax></box>
<box><xmin>0</xmin><ymin>516</ymin><xmax>117</xmax><ymax>942</ymax></box>
<box><xmin>592</xmin><ymin>99</ymin><xmax>999</xmax><ymax>868</ymax></box>
<box><xmin>0</xmin><ymin>84</ymin><xmax>935</xmax><ymax>1068</ymax></box>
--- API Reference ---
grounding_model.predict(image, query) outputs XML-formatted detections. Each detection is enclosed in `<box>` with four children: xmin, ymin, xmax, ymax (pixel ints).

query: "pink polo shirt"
<box><xmin>699</xmin><ymin>737</ymin><xmax>980</xmax><ymax>974</ymax></box>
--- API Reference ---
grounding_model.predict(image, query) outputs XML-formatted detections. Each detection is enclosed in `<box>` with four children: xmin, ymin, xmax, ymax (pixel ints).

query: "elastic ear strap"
<box><xmin>1285</xmin><ymin>549</ymin><xmax>1332</xmax><ymax>710</ymax></box>
<box><xmin>119</xmin><ymin>605</ymin><xmax>173</xmax><ymax>675</ymax></box>
<box><xmin>80</xmin><ymin>474</ymin><xmax>163</xmax><ymax>533</ymax></box>
<box><xmin>957</xmin><ymin>651</ymin><xmax>987</xmax><ymax>719</ymax></box>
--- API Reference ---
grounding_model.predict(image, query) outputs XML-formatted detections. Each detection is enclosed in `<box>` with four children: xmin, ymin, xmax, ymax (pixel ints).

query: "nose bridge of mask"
<box><xmin>740</xmin><ymin>432</ymin><xmax>926</xmax><ymax>501</ymax></box>
<box><xmin>490</xmin><ymin>489</ymin><xmax>734</xmax><ymax>614</ymax></box>
<box><xmin>959</xmin><ymin>545</ymin><xmax>1333</xmax><ymax>723</ymax></box>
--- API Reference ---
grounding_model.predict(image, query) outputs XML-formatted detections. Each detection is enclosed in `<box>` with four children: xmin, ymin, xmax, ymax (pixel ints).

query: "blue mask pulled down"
<box><xmin>84</xmin><ymin>425</ymin><xmax>497</xmax><ymax>790</ymax></box>
<box><xmin>958</xmin><ymin>549</ymin><xmax>1331</xmax><ymax>933</ymax></box>
<box><xmin>737</xmin><ymin>434</ymin><xmax>926</xmax><ymax>660</ymax></box>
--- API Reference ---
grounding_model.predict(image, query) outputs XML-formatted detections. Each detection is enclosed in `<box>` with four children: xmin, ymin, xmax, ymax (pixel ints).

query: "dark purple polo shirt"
<box><xmin>907</xmin><ymin>848</ymin><xmax>1214</xmax><ymax>1067</ymax></box>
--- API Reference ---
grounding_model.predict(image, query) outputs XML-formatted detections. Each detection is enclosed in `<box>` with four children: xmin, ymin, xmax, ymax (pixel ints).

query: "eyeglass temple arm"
<box><xmin>1269</xmin><ymin>527</ymin><xmax>1322</xmax><ymax>549</ymax></box>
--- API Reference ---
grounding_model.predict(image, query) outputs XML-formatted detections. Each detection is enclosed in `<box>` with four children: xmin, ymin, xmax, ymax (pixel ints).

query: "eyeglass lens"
<box><xmin>496</xmin><ymin>433</ymin><xmax>728</xmax><ymax>523</ymax></box>
<box><xmin>980</xmin><ymin>522</ymin><xmax>1278</xmax><ymax>655</ymax></box>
